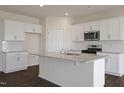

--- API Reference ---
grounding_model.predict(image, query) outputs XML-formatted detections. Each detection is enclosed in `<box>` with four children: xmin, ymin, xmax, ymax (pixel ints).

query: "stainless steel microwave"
<box><xmin>84</xmin><ymin>31</ymin><xmax>100</xmax><ymax>41</ymax></box>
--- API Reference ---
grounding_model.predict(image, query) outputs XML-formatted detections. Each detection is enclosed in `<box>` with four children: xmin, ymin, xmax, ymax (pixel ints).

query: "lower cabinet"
<box><xmin>97</xmin><ymin>52</ymin><xmax>124</xmax><ymax>76</ymax></box>
<box><xmin>0</xmin><ymin>53</ymin><xmax>2</xmax><ymax>71</ymax></box>
<box><xmin>28</xmin><ymin>54</ymin><xmax>39</xmax><ymax>66</ymax></box>
<box><xmin>2</xmin><ymin>52</ymin><xmax>28</xmax><ymax>73</ymax></box>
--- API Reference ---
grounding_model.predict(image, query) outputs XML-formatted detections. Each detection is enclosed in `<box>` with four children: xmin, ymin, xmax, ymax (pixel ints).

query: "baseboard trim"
<box><xmin>105</xmin><ymin>71</ymin><xmax>123</xmax><ymax>77</ymax></box>
<box><xmin>3</xmin><ymin>67</ymin><xmax>27</xmax><ymax>73</ymax></box>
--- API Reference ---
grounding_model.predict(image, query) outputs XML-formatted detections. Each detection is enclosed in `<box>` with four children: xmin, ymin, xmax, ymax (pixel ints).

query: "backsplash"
<box><xmin>71</xmin><ymin>41</ymin><xmax>124</xmax><ymax>52</ymax></box>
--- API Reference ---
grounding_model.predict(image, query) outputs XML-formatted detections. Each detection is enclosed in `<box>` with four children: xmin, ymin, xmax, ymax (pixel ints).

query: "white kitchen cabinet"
<box><xmin>100</xmin><ymin>19</ymin><xmax>110</xmax><ymax>40</ymax></box>
<box><xmin>109</xmin><ymin>17</ymin><xmax>120</xmax><ymax>40</ymax></box>
<box><xmin>3</xmin><ymin>20</ymin><xmax>25</xmax><ymax>41</ymax></box>
<box><xmin>97</xmin><ymin>52</ymin><xmax>124</xmax><ymax>76</ymax></box>
<box><xmin>25</xmin><ymin>23</ymin><xmax>42</xmax><ymax>34</ymax></box>
<box><xmin>71</xmin><ymin>24</ymin><xmax>84</xmax><ymax>41</ymax></box>
<box><xmin>0</xmin><ymin>53</ymin><xmax>2</xmax><ymax>71</ymax></box>
<box><xmin>84</xmin><ymin>21</ymin><xmax>100</xmax><ymax>31</ymax></box>
<box><xmin>1</xmin><ymin>52</ymin><xmax>28</xmax><ymax>73</ymax></box>
<box><xmin>28</xmin><ymin>54</ymin><xmax>39</xmax><ymax>66</ymax></box>
<box><xmin>100</xmin><ymin>17</ymin><xmax>124</xmax><ymax>41</ymax></box>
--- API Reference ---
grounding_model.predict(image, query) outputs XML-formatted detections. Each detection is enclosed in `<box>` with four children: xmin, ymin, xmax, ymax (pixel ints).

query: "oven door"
<box><xmin>84</xmin><ymin>32</ymin><xmax>96</xmax><ymax>40</ymax></box>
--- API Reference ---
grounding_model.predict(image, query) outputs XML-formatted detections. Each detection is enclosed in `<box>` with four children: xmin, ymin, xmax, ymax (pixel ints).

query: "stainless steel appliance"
<box><xmin>81</xmin><ymin>45</ymin><xmax>102</xmax><ymax>54</ymax></box>
<box><xmin>84</xmin><ymin>31</ymin><xmax>100</xmax><ymax>41</ymax></box>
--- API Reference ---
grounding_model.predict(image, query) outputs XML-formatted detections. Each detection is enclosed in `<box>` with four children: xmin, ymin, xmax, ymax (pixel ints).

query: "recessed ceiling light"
<box><xmin>65</xmin><ymin>13</ymin><xmax>69</xmax><ymax>16</ymax></box>
<box><xmin>88</xmin><ymin>5</ymin><xmax>91</xmax><ymax>8</ymax></box>
<box><xmin>40</xmin><ymin>5</ymin><xmax>44</xmax><ymax>7</ymax></box>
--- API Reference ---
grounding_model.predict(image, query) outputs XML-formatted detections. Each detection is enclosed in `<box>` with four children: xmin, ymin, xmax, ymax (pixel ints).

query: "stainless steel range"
<box><xmin>81</xmin><ymin>45</ymin><xmax>102</xmax><ymax>54</ymax></box>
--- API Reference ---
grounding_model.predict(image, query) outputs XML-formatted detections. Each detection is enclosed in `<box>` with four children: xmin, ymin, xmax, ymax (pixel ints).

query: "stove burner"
<box><xmin>81</xmin><ymin>45</ymin><xmax>102</xmax><ymax>54</ymax></box>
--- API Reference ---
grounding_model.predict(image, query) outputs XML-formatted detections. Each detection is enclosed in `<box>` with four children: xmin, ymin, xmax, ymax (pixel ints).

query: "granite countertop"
<box><xmin>98</xmin><ymin>51</ymin><xmax>124</xmax><ymax>54</ymax></box>
<box><xmin>41</xmin><ymin>52</ymin><xmax>107</xmax><ymax>63</ymax></box>
<box><xmin>1</xmin><ymin>51</ymin><xmax>28</xmax><ymax>53</ymax></box>
<box><xmin>29</xmin><ymin>53</ymin><xmax>40</xmax><ymax>56</ymax></box>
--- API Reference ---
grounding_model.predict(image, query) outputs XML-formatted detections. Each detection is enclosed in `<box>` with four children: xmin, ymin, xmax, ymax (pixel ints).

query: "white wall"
<box><xmin>71</xmin><ymin>6</ymin><xmax>124</xmax><ymax>52</ymax></box>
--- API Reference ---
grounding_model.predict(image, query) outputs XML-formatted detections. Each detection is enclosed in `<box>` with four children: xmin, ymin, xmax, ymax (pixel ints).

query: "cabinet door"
<box><xmin>4</xmin><ymin>20</ymin><xmax>25</xmax><ymax>41</ymax></box>
<box><xmin>15</xmin><ymin>22</ymin><xmax>25</xmax><ymax>41</ymax></box>
<box><xmin>107</xmin><ymin>54</ymin><xmax>119</xmax><ymax>73</ymax></box>
<box><xmin>28</xmin><ymin>54</ymin><xmax>39</xmax><ymax>66</ymax></box>
<box><xmin>77</xmin><ymin>24</ymin><xmax>84</xmax><ymax>41</ymax></box>
<box><xmin>6</xmin><ymin>52</ymin><xmax>27</xmax><ymax>72</ymax></box>
<box><xmin>71</xmin><ymin>25</ymin><xmax>78</xmax><ymax>41</ymax></box>
<box><xmin>91</xmin><ymin>21</ymin><xmax>100</xmax><ymax>31</ymax></box>
<box><xmin>109</xmin><ymin>17</ymin><xmax>120</xmax><ymax>40</ymax></box>
<box><xmin>18</xmin><ymin>52</ymin><xmax>28</xmax><ymax>68</ymax></box>
<box><xmin>25</xmin><ymin>23</ymin><xmax>42</xmax><ymax>33</ymax></box>
<box><xmin>100</xmin><ymin>19</ymin><xmax>110</xmax><ymax>40</ymax></box>
<box><xmin>85</xmin><ymin>21</ymin><xmax>100</xmax><ymax>31</ymax></box>
<box><xmin>84</xmin><ymin>22</ymin><xmax>92</xmax><ymax>31</ymax></box>
<box><xmin>119</xmin><ymin>17</ymin><xmax>124</xmax><ymax>40</ymax></box>
<box><xmin>4</xmin><ymin>20</ymin><xmax>17</xmax><ymax>40</ymax></box>
<box><xmin>6</xmin><ymin>53</ymin><xmax>19</xmax><ymax>71</ymax></box>
<box><xmin>25</xmin><ymin>23</ymin><xmax>34</xmax><ymax>33</ymax></box>
<box><xmin>71</xmin><ymin>24</ymin><xmax>84</xmax><ymax>41</ymax></box>
<box><xmin>0</xmin><ymin>54</ymin><xmax>2</xmax><ymax>71</ymax></box>
<box><xmin>34</xmin><ymin>25</ymin><xmax>42</xmax><ymax>33</ymax></box>
<box><xmin>97</xmin><ymin>53</ymin><xmax>119</xmax><ymax>74</ymax></box>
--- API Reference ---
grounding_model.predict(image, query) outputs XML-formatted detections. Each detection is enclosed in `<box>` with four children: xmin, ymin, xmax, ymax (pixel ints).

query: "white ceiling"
<box><xmin>0</xmin><ymin>5</ymin><xmax>120</xmax><ymax>18</ymax></box>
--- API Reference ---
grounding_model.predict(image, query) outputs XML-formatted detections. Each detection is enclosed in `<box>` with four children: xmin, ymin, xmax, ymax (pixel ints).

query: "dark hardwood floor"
<box><xmin>0</xmin><ymin>65</ymin><xmax>124</xmax><ymax>87</ymax></box>
<box><xmin>0</xmin><ymin>66</ymin><xmax>59</xmax><ymax>87</ymax></box>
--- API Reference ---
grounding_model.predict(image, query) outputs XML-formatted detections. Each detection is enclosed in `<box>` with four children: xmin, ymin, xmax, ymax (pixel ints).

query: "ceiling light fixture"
<box><xmin>88</xmin><ymin>5</ymin><xmax>91</xmax><ymax>8</ymax></box>
<box><xmin>40</xmin><ymin>5</ymin><xmax>44</xmax><ymax>7</ymax></box>
<box><xmin>65</xmin><ymin>13</ymin><xmax>69</xmax><ymax>16</ymax></box>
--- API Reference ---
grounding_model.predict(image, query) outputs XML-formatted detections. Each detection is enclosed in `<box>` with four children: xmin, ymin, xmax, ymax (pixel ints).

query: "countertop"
<box><xmin>29</xmin><ymin>53</ymin><xmax>40</xmax><ymax>56</ymax></box>
<box><xmin>41</xmin><ymin>52</ymin><xmax>107</xmax><ymax>63</ymax></box>
<box><xmin>97</xmin><ymin>51</ymin><xmax>124</xmax><ymax>54</ymax></box>
<box><xmin>1</xmin><ymin>51</ymin><xmax>28</xmax><ymax>53</ymax></box>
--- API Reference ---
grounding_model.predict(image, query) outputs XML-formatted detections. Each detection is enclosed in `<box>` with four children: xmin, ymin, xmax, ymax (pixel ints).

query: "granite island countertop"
<box><xmin>40</xmin><ymin>52</ymin><xmax>107</xmax><ymax>63</ymax></box>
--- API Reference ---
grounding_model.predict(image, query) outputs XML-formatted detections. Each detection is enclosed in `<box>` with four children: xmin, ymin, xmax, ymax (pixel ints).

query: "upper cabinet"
<box><xmin>72</xmin><ymin>16</ymin><xmax>124</xmax><ymax>41</ymax></box>
<box><xmin>0</xmin><ymin>19</ymin><xmax>42</xmax><ymax>41</ymax></box>
<box><xmin>100</xmin><ymin>17</ymin><xmax>124</xmax><ymax>41</ymax></box>
<box><xmin>100</xmin><ymin>19</ymin><xmax>110</xmax><ymax>40</ymax></box>
<box><xmin>84</xmin><ymin>21</ymin><xmax>100</xmax><ymax>31</ymax></box>
<box><xmin>109</xmin><ymin>17</ymin><xmax>120</xmax><ymax>40</ymax></box>
<box><xmin>71</xmin><ymin>24</ymin><xmax>84</xmax><ymax>41</ymax></box>
<box><xmin>25</xmin><ymin>23</ymin><xmax>42</xmax><ymax>34</ymax></box>
<box><xmin>4</xmin><ymin>20</ymin><xmax>25</xmax><ymax>41</ymax></box>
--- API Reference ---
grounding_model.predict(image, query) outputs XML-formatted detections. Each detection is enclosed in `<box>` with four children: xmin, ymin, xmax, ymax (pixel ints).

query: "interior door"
<box><xmin>48</xmin><ymin>29</ymin><xmax>64</xmax><ymax>52</ymax></box>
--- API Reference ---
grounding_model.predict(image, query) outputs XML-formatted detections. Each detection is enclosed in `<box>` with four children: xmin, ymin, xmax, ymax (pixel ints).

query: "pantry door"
<box><xmin>47</xmin><ymin>29</ymin><xmax>64</xmax><ymax>52</ymax></box>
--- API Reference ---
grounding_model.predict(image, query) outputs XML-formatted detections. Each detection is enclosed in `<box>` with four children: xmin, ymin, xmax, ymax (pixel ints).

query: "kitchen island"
<box><xmin>39</xmin><ymin>52</ymin><xmax>106</xmax><ymax>87</ymax></box>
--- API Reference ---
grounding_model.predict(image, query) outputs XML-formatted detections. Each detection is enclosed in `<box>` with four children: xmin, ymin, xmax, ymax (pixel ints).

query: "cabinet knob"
<box><xmin>33</xmin><ymin>28</ymin><xmax>35</xmax><ymax>32</ymax></box>
<box><xmin>89</xmin><ymin>26</ymin><xmax>92</xmax><ymax>30</ymax></box>
<box><xmin>17</xmin><ymin>57</ymin><xmax>20</xmax><ymax>61</ymax></box>
<box><xmin>76</xmin><ymin>37</ymin><xmax>78</xmax><ymax>41</ymax></box>
<box><xmin>107</xmin><ymin>34</ymin><xmax>111</xmax><ymax>39</ymax></box>
<box><xmin>14</xmin><ymin>35</ymin><xmax>17</xmax><ymax>40</ymax></box>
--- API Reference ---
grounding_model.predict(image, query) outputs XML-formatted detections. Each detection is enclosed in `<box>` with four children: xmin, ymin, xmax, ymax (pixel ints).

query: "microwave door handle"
<box><xmin>94</xmin><ymin>33</ymin><xmax>96</xmax><ymax>39</ymax></box>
